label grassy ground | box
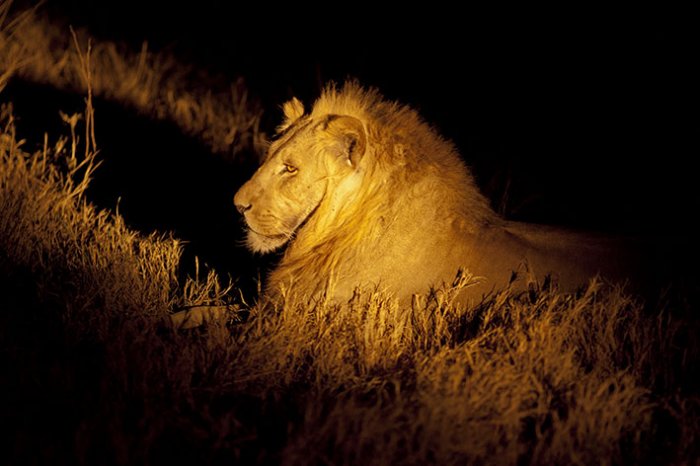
[1,3,699,465]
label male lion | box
[234,82,639,306]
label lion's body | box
[234,83,638,306]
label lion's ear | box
[322,115,367,168]
[276,97,305,133]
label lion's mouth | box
[244,208,316,243]
[241,203,321,253]
[243,226,291,253]
[247,226,288,241]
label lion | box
[233,81,642,306]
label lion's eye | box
[283,164,298,174]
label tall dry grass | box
[0,0,263,156]
[248,280,697,465]
[1,19,240,462]
[0,78,232,332]
[1,3,698,464]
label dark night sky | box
[19,2,697,235]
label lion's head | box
[234,96,367,253]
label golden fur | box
[234,82,638,305]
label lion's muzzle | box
[234,183,253,215]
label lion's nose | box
[233,191,252,215]
[234,199,252,215]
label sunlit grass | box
[1,2,698,464]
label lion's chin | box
[246,229,289,253]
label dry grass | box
[270,281,697,466]
[1,3,698,465]
[0,0,263,156]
